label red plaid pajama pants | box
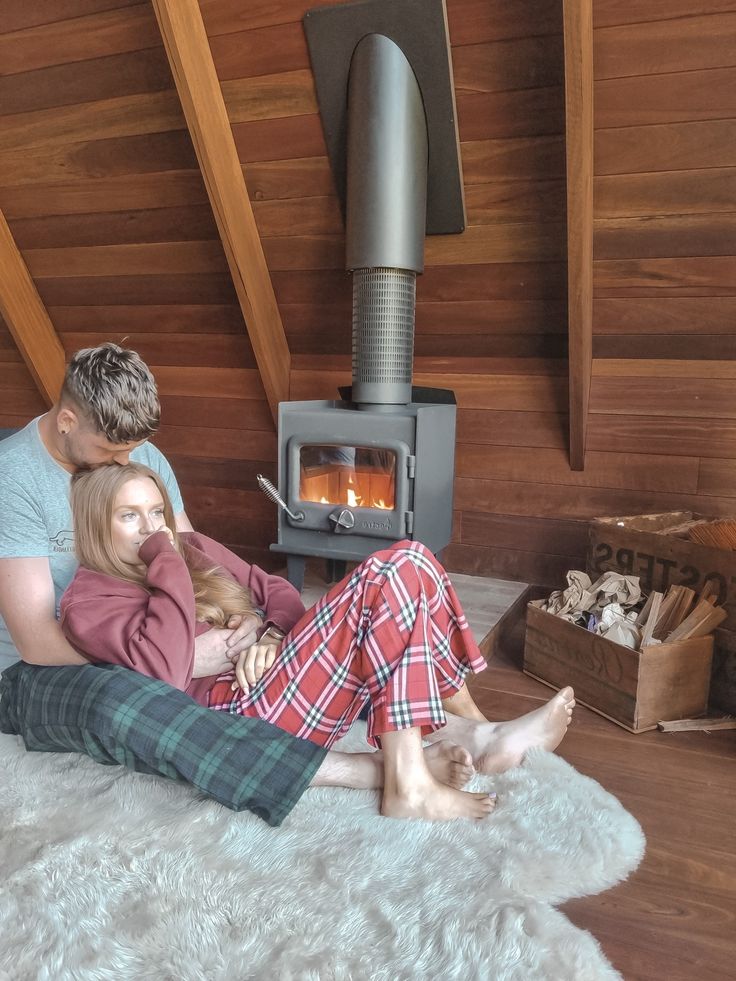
[207,540,486,748]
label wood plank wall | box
[0,0,734,583]
[0,0,276,565]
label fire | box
[300,465,395,511]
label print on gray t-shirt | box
[0,418,184,670]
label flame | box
[347,488,359,507]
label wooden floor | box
[468,637,736,981]
[300,563,735,979]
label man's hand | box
[191,615,262,678]
[231,638,279,693]
[224,614,262,658]
[191,629,237,677]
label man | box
[0,344,383,825]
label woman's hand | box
[231,636,280,693]
[138,526,175,554]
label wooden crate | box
[523,601,713,733]
[588,511,736,713]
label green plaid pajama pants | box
[0,660,327,826]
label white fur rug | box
[0,725,644,981]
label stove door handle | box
[256,474,305,522]
[328,508,355,532]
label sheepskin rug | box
[0,725,645,981]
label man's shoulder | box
[131,440,168,468]
[0,420,38,462]
[0,421,49,496]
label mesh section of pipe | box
[351,267,415,392]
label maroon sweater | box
[59,531,306,706]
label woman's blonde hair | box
[70,462,256,626]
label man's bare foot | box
[423,741,474,789]
[381,775,496,822]
[473,687,576,774]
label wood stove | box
[270,391,456,588]
[261,2,464,589]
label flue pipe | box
[346,33,428,406]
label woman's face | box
[111,476,167,566]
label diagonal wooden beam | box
[0,207,65,406]
[563,0,593,471]
[151,0,290,426]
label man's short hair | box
[61,343,160,443]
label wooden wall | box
[0,0,734,583]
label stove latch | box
[328,507,355,533]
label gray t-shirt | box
[0,418,184,670]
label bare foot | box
[423,740,474,789]
[427,688,576,773]
[472,687,576,774]
[381,775,496,822]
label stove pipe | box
[346,33,428,406]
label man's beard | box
[61,434,96,472]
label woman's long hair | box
[70,462,256,626]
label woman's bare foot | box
[381,774,496,822]
[473,687,576,774]
[441,683,488,722]
[422,741,474,789]
[380,726,495,821]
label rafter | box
[563,0,593,471]
[151,0,290,426]
[0,207,64,406]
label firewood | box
[652,586,694,639]
[657,717,736,732]
[697,579,719,605]
[664,518,709,537]
[688,519,736,550]
[635,592,654,627]
[663,600,728,642]
[639,592,663,650]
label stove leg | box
[326,558,347,584]
[286,554,306,593]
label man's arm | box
[175,510,194,532]
[0,557,87,665]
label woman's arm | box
[60,532,198,690]
[185,533,307,635]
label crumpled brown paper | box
[542,570,642,623]
[542,571,595,620]
[587,571,641,610]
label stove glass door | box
[298,444,396,511]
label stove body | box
[273,395,455,573]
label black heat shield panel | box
[303,0,466,235]
[338,385,457,405]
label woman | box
[60,463,575,822]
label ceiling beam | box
[563,0,593,471]
[0,207,65,406]
[151,0,290,425]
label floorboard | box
[299,564,736,979]
[469,643,736,981]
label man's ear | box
[57,406,79,435]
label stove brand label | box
[361,518,392,532]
